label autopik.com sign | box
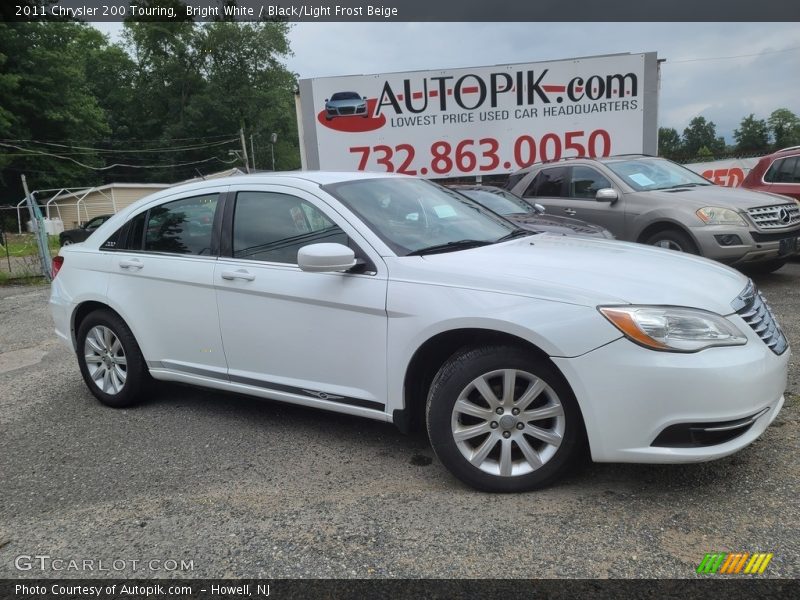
[298,52,659,177]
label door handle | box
[564,209,577,216]
[119,259,143,270]
[221,269,255,281]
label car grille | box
[731,280,788,355]
[747,204,800,229]
[339,107,355,115]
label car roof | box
[163,170,406,196]
[768,145,800,157]
[513,154,658,174]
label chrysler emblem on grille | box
[778,208,791,224]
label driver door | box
[214,185,389,417]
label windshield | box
[605,158,713,191]
[330,92,361,101]
[324,178,517,256]
[457,189,531,216]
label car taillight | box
[51,255,64,279]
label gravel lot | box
[0,265,798,580]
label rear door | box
[104,187,228,378]
[214,184,389,417]
[521,165,624,236]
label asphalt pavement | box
[0,265,797,579]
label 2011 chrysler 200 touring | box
[50,172,789,492]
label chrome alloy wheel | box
[83,325,127,395]
[450,369,565,477]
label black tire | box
[742,259,787,275]
[76,309,149,408]
[644,229,699,254]
[60,236,73,246]
[426,345,585,493]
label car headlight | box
[696,206,747,226]
[598,306,747,352]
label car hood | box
[391,234,748,314]
[508,212,611,238]
[641,185,796,210]
[327,99,365,106]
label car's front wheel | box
[60,237,73,246]
[76,309,148,408]
[645,229,699,254]
[426,345,585,492]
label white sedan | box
[49,172,789,492]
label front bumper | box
[691,224,800,265]
[552,331,789,463]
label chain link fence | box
[0,206,55,284]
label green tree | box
[188,21,298,171]
[658,127,683,160]
[733,114,769,154]
[696,146,714,160]
[682,116,725,158]
[0,22,110,201]
[767,108,800,150]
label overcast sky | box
[286,22,799,142]
[95,21,800,143]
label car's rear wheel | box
[60,237,73,246]
[76,309,148,408]
[645,229,699,254]
[426,345,584,492]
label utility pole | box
[250,134,256,171]
[239,127,251,174]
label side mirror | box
[533,203,546,213]
[596,188,618,203]
[325,98,329,102]
[298,243,357,273]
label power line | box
[0,142,240,170]
[12,138,239,154]
[668,45,800,64]
[0,133,239,145]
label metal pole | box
[271,144,275,171]
[250,134,256,171]
[21,175,52,280]
[239,127,251,174]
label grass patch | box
[1,233,61,257]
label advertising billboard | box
[297,52,659,177]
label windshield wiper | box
[667,182,711,189]
[406,239,493,256]
[495,228,533,242]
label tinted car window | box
[85,216,108,230]
[765,157,800,183]
[144,194,218,255]
[232,192,347,264]
[102,212,144,251]
[524,167,568,198]
[569,166,612,199]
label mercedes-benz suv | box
[507,155,800,273]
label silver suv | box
[507,156,800,273]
